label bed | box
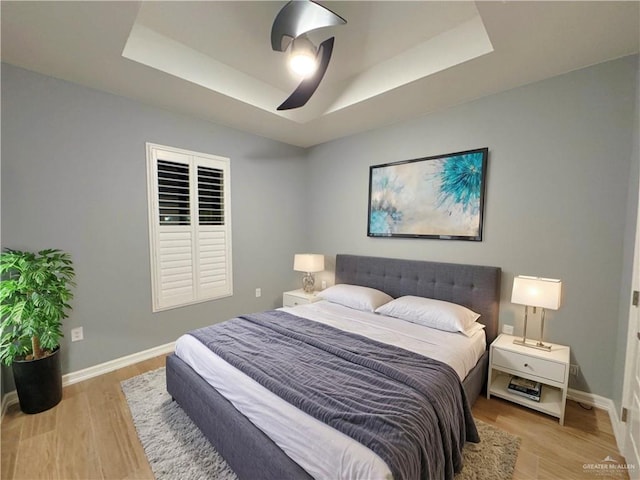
[166,254,501,480]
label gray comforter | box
[189,310,479,480]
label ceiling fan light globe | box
[289,53,318,78]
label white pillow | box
[375,295,480,334]
[317,284,393,312]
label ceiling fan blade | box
[277,37,334,111]
[271,0,346,52]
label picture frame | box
[367,147,488,241]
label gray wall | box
[306,55,639,399]
[1,64,308,394]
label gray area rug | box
[122,367,520,480]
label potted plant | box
[0,248,75,414]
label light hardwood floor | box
[1,355,631,480]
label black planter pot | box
[12,346,62,414]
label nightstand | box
[282,289,322,307]
[487,333,570,425]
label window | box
[146,143,232,311]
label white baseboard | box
[567,388,626,455]
[1,341,175,418]
[62,341,175,385]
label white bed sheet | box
[174,301,486,480]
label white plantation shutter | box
[157,229,194,307]
[147,143,232,311]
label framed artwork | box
[367,148,488,241]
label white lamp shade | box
[293,254,325,273]
[511,275,562,310]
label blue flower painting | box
[368,148,487,240]
[369,171,404,235]
[437,153,484,215]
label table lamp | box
[294,254,325,293]
[511,275,562,351]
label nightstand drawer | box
[282,290,321,308]
[493,348,566,383]
[283,295,307,307]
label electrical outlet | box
[321,280,327,289]
[502,324,514,335]
[569,364,579,376]
[71,327,84,342]
[255,288,261,298]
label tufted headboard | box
[335,254,502,345]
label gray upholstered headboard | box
[335,254,501,345]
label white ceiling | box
[1,1,638,148]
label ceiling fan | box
[271,0,347,111]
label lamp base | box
[513,338,552,351]
[302,272,315,293]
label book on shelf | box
[507,376,541,401]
